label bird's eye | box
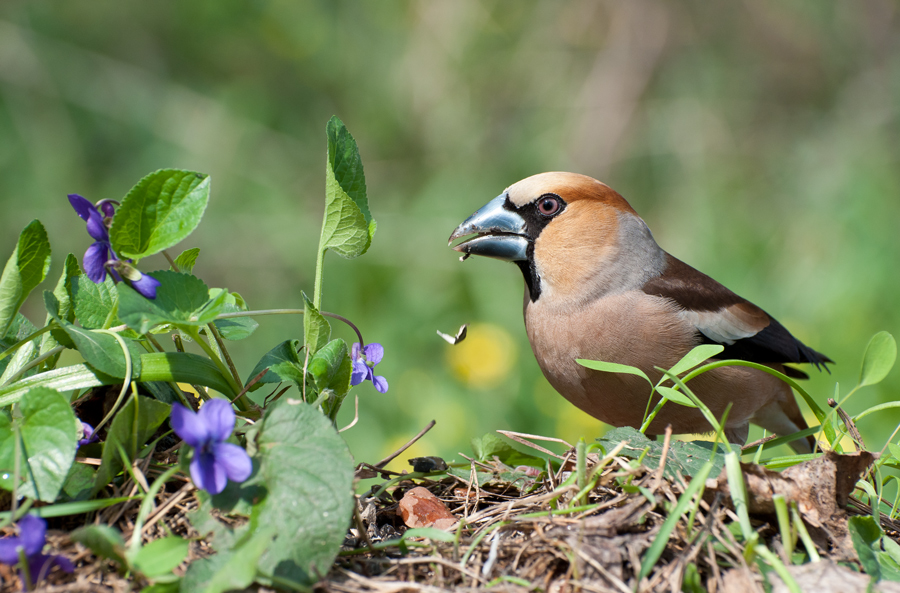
[537,195,561,216]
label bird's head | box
[449,172,664,304]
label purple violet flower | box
[77,421,98,447]
[67,194,160,299]
[350,343,388,393]
[68,194,114,285]
[0,514,73,589]
[170,399,252,495]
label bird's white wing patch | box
[679,308,760,345]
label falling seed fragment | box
[437,324,468,345]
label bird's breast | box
[524,290,700,428]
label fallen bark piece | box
[398,486,457,530]
[707,451,874,557]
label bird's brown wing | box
[642,254,832,372]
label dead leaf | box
[707,451,874,557]
[398,486,457,530]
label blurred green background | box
[1,1,898,470]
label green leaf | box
[71,524,128,568]
[0,321,39,384]
[180,525,274,593]
[63,324,142,379]
[110,169,210,260]
[667,344,724,377]
[309,339,353,417]
[252,398,354,585]
[0,314,40,378]
[859,331,897,387]
[0,387,78,501]
[45,291,141,379]
[39,253,81,360]
[596,426,725,480]
[327,116,371,223]
[656,385,698,408]
[245,340,303,389]
[92,395,171,495]
[303,292,330,353]
[212,304,258,341]
[60,462,95,501]
[117,272,227,334]
[71,273,118,329]
[132,535,190,578]
[0,220,52,337]
[173,248,200,274]
[576,358,651,384]
[0,352,235,408]
[888,443,900,461]
[471,433,545,468]
[849,515,884,579]
[319,117,376,259]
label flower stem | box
[313,245,326,310]
[187,327,248,410]
[215,308,364,346]
[206,322,242,390]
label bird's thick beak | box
[448,194,529,262]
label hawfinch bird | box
[449,172,830,453]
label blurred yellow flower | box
[446,323,516,389]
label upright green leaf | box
[303,292,330,353]
[40,254,81,360]
[173,247,201,274]
[309,339,353,417]
[109,169,210,259]
[0,220,52,337]
[0,387,78,501]
[117,272,226,334]
[92,395,171,495]
[71,273,118,329]
[327,116,370,223]
[667,344,725,377]
[849,515,884,580]
[319,117,376,259]
[253,398,354,585]
[245,340,303,389]
[859,331,897,387]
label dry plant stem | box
[406,554,482,583]
[653,425,673,490]
[828,397,866,452]
[140,482,193,536]
[231,368,269,404]
[374,420,437,468]
[742,433,779,452]
[497,430,571,459]
[574,549,631,593]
